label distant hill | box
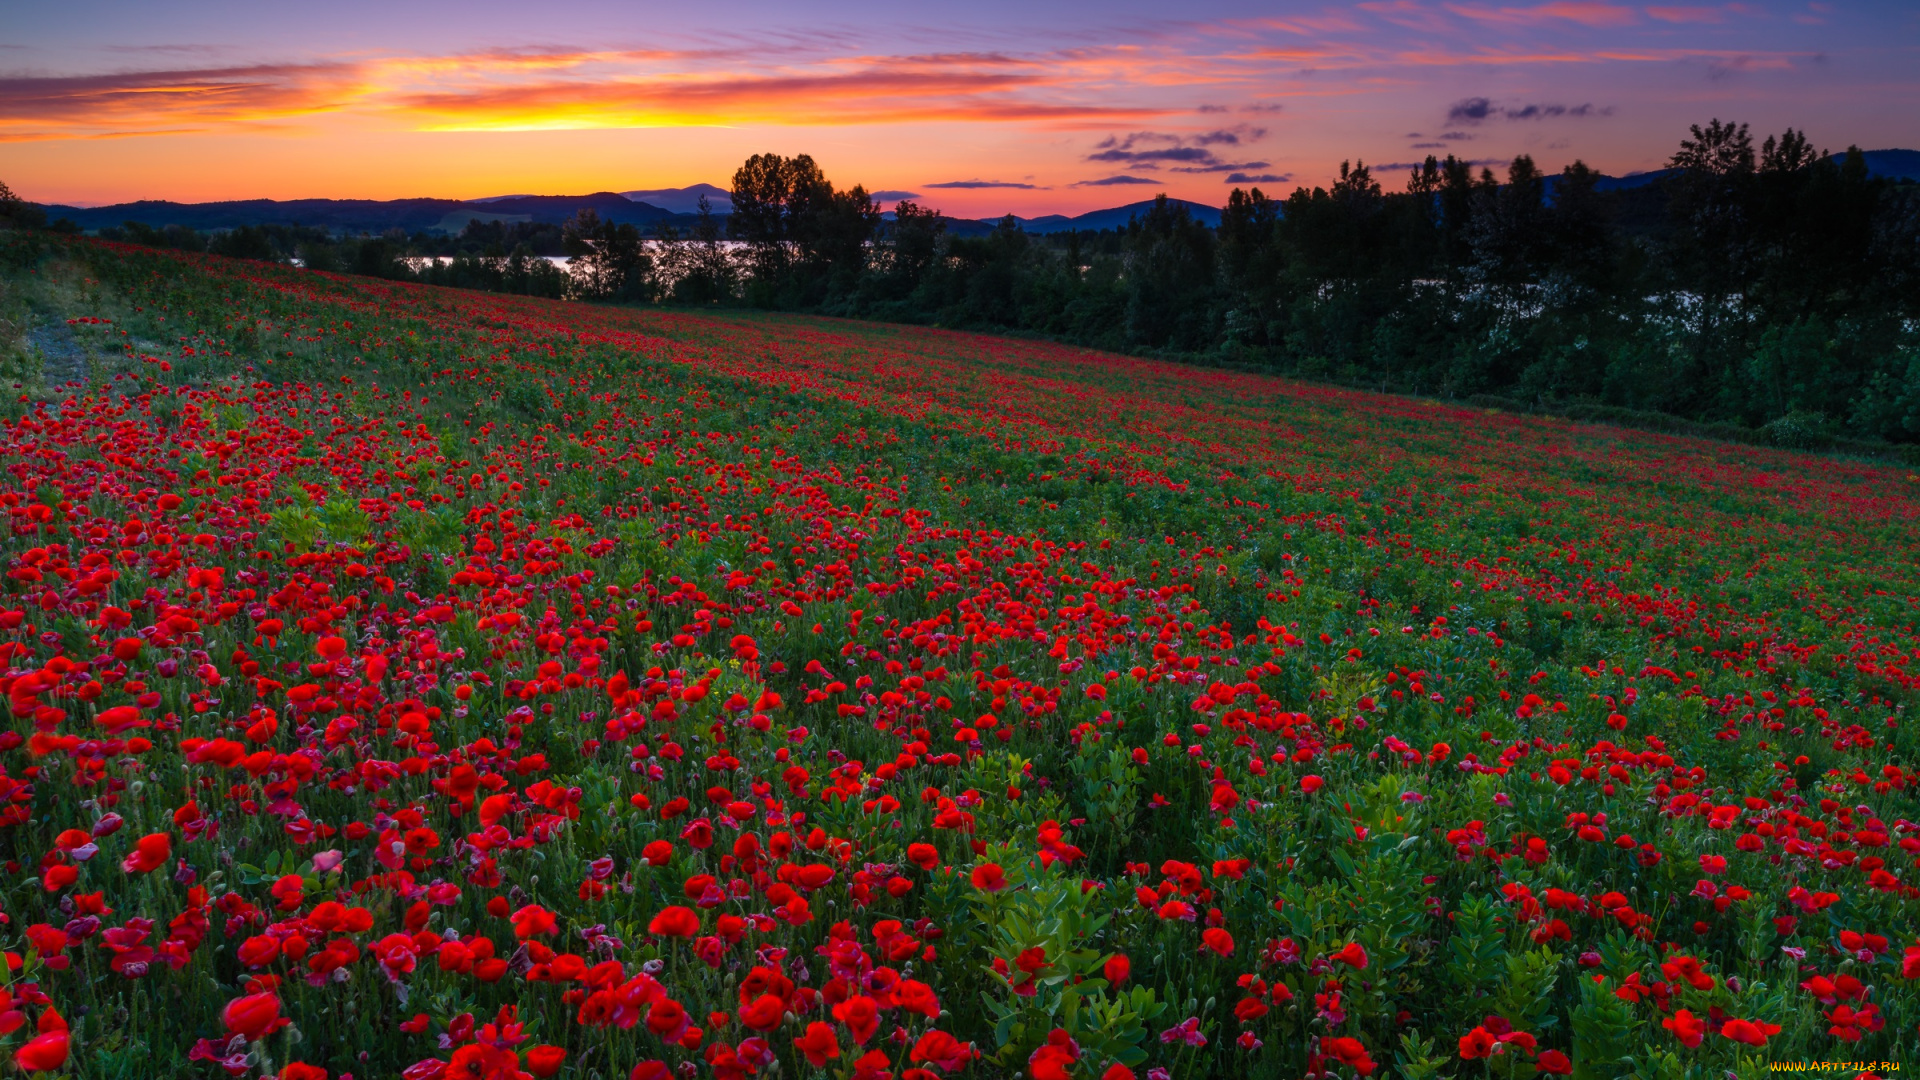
[31,190,1225,238]
[1559,148,1918,195]
[30,153,1911,239]
[1004,199,1223,234]
[619,184,733,214]
[1862,148,1920,181]
[37,192,688,235]
[461,193,678,228]
[939,199,1223,236]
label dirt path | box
[27,320,88,387]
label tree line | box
[694,130,1920,447]
[10,120,1919,446]
[641,131,1919,446]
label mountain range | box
[36,192,687,235]
[30,150,1916,238]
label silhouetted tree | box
[729,153,877,304]
[660,196,736,304]
[882,201,946,294]
[563,209,652,301]
[0,181,45,229]
[1123,195,1217,349]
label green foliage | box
[0,230,1914,1080]
[973,858,1165,1071]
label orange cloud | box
[0,46,1199,140]
[389,64,1177,130]
[0,62,364,137]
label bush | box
[1762,409,1834,449]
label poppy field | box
[0,234,1916,1080]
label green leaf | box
[1330,846,1357,878]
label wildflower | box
[833,995,880,1045]
[122,833,171,874]
[795,1022,841,1067]
[1322,1036,1375,1076]
[1028,1029,1080,1080]
[1719,1018,1781,1046]
[1662,1009,1706,1048]
[222,992,288,1042]
[524,1047,566,1078]
[13,1010,68,1073]
[909,1030,973,1072]
[1159,1018,1207,1047]
[647,906,700,938]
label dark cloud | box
[1505,103,1607,120]
[1226,172,1290,184]
[1073,175,1159,186]
[924,179,1038,189]
[1448,98,1612,124]
[1447,97,1496,124]
[1088,145,1214,164]
[1193,128,1265,145]
[1170,160,1270,174]
[868,190,922,200]
[1088,128,1270,173]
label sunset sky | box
[5,0,1916,216]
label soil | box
[27,320,88,387]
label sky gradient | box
[4,0,1916,216]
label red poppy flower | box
[13,1030,69,1073]
[794,1022,841,1067]
[1720,1018,1781,1046]
[738,994,786,1032]
[648,905,700,938]
[524,1046,566,1078]
[645,999,688,1039]
[1459,1027,1497,1060]
[910,1031,973,1073]
[833,995,880,1045]
[222,992,287,1042]
[1322,1036,1375,1076]
[1662,1009,1706,1048]
[122,832,170,874]
[510,905,557,939]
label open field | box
[0,234,1915,1080]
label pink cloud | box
[1356,0,1461,32]
[1446,1,1640,27]
[1646,6,1725,23]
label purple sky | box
[3,0,1915,215]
